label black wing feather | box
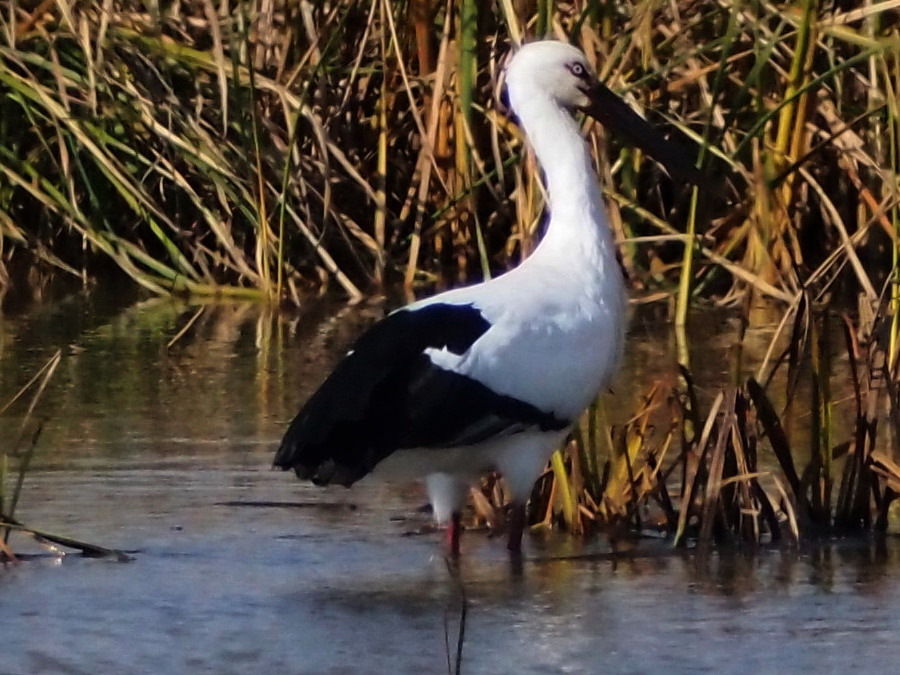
[273,302,567,486]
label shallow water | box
[2,294,899,674]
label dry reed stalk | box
[2,0,895,308]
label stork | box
[274,40,701,556]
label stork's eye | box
[568,62,587,78]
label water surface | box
[2,294,899,674]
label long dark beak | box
[580,81,704,187]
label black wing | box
[273,302,568,486]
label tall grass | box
[517,297,900,547]
[0,1,896,308]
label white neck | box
[513,94,618,271]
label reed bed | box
[0,0,896,311]
[514,295,900,547]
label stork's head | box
[505,40,597,112]
[504,40,703,186]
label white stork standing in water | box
[274,40,701,556]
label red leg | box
[507,502,526,554]
[447,510,463,557]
